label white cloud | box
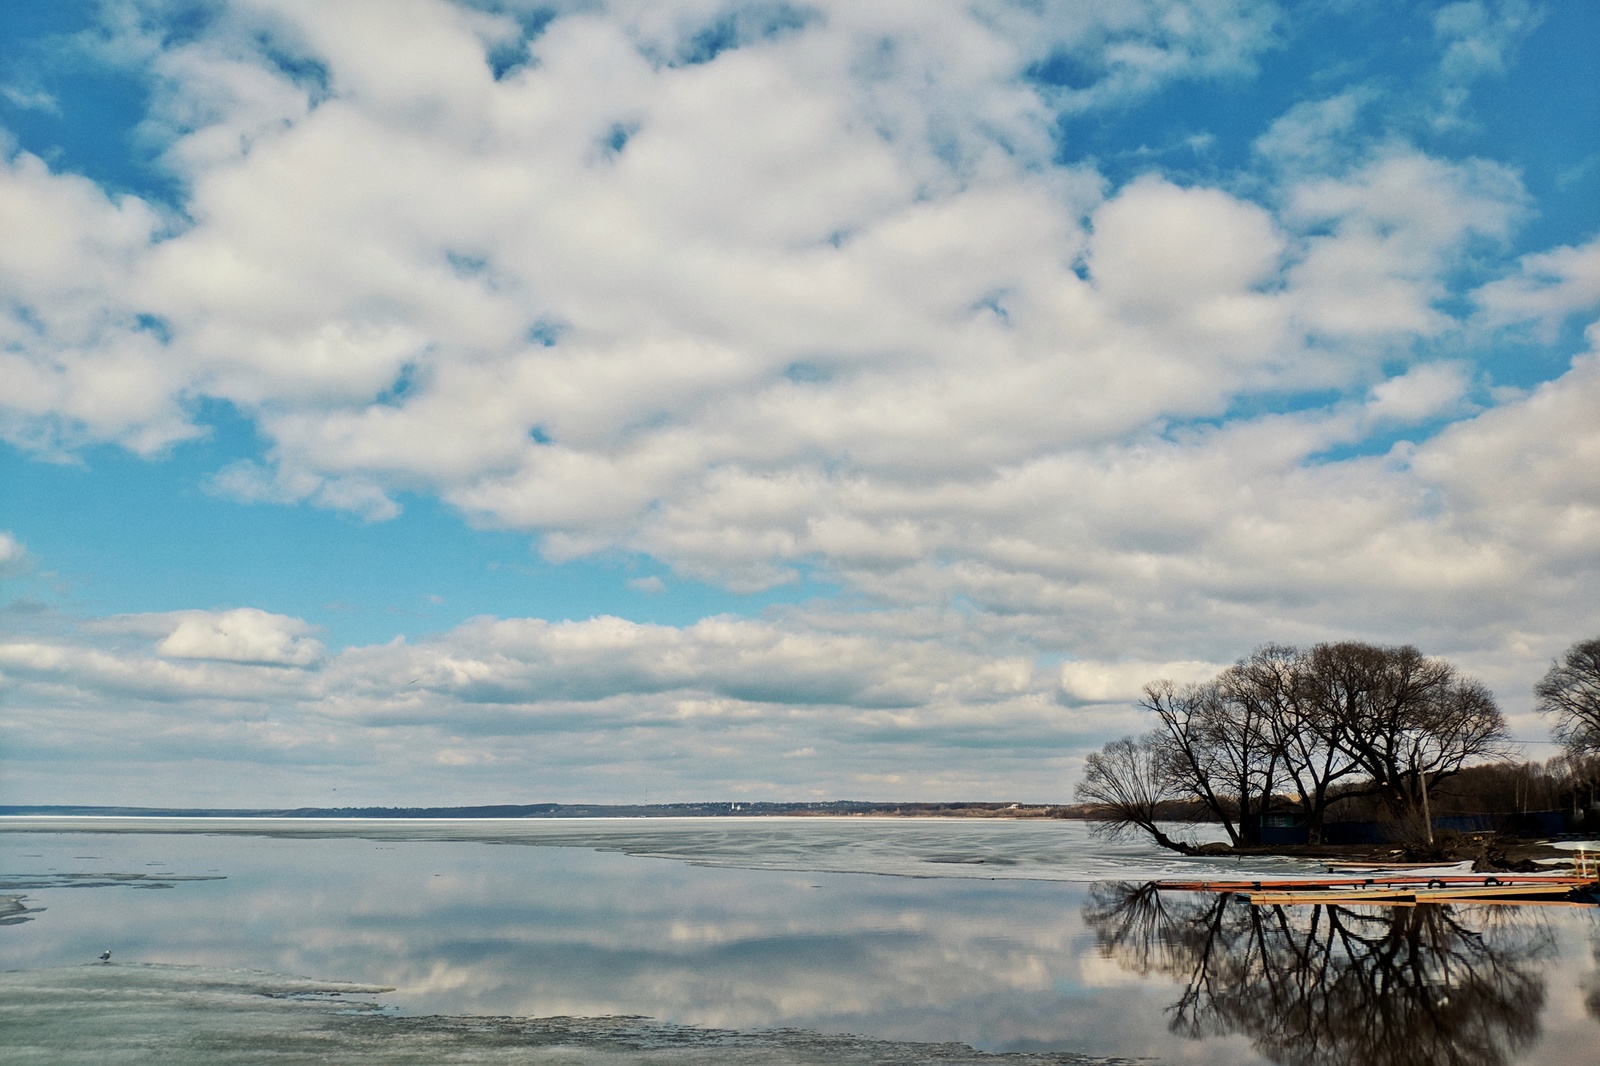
[0,605,1080,803]
[1019,0,1281,113]
[1407,329,1600,571]
[0,85,58,112]
[12,608,1045,716]
[1431,0,1541,127]
[1059,659,1223,705]
[1252,88,1378,174]
[0,0,1289,493]
[1282,149,1525,340]
[205,459,402,522]
[1474,234,1600,337]
[334,613,1040,712]
[0,1,1595,801]
[0,531,28,576]
[0,151,190,455]
[1089,176,1283,319]
[1364,362,1472,425]
[150,608,326,666]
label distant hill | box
[0,801,1090,819]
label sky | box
[0,0,1597,808]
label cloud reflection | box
[5,823,1597,1064]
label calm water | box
[3,817,1599,1064]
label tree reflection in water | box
[1083,882,1555,1066]
[1583,918,1600,1022]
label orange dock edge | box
[1150,872,1599,906]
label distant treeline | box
[0,801,1081,819]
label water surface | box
[3,817,1598,1064]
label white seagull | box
[98,950,111,963]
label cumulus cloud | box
[1474,234,1600,337]
[1407,328,1600,573]
[13,608,1041,720]
[331,613,1038,713]
[147,608,326,666]
[0,0,1295,506]
[1281,150,1524,341]
[0,152,187,455]
[0,606,1074,803]
[0,3,1532,542]
[1364,362,1473,426]
[0,0,1594,801]
[1059,659,1223,705]
[1089,176,1282,322]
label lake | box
[3,817,1599,1064]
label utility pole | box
[1420,771,1433,845]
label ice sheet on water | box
[0,894,44,926]
[0,963,390,1064]
[0,963,1144,1065]
[0,816,1322,883]
[0,870,225,890]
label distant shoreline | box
[0,802,1091,820]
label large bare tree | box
[1073,734,1195,853]
[1535,637,1600,757]
[1141,678,1279,846]
[1223,643,1363,844]
[1076,641,1511,849]
[1331,643,1513,836]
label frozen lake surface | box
[4,817,1600,1064]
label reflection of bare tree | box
[1581,917,1600,1022]
[1084,883,1554,1066]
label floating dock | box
[1153,871,1598,906]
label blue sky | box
[0,410,829,648]
[1,0,1596,806]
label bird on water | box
[98,950,111,963]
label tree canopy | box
[1535,637,1600,757]
[1074,641,1512,851]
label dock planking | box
[1151,871,1598,906]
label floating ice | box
[0,816,1317,882]
[0,963,1139,1065]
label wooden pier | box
[1152,870,1598,906]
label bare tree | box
[1142,678,1279,846]
[1223,644,1362,843]
[1332,644,1513,837]
[1073,734,1195,854]
[1535,637,1600,757]
[1077,642,1512,848]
